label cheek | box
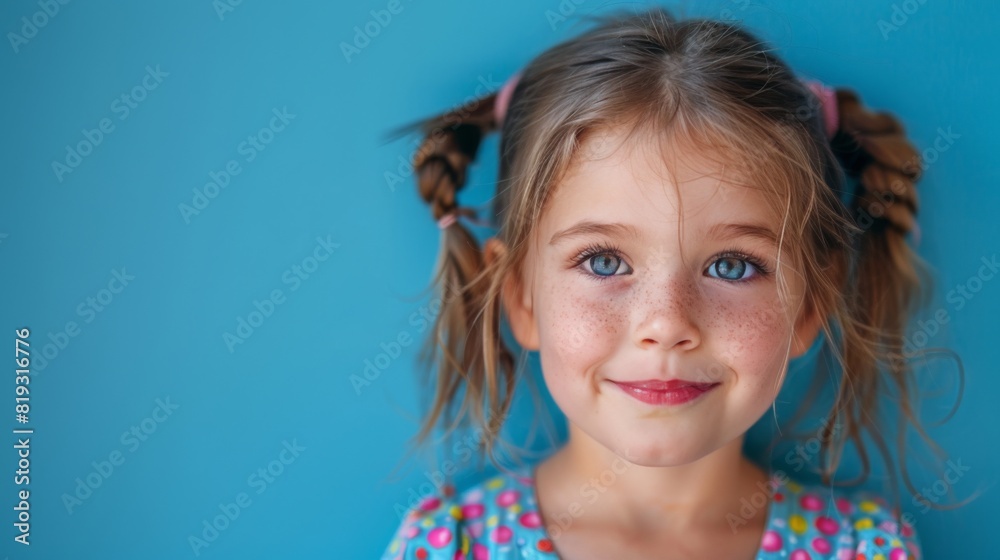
[707,293,794,386]
[537,280,625,379]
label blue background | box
[1,0,997,558]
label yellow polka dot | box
[509,503,522,514]
[859,500,879,513]
[486,477,505,490]
[854,517,874,530]
[873,554,886,560]
[390,540,399,553]
[487,514,498,527]
[789,514,807,534]
[449,505,463,520]
[421,518,434,528]
[461,534,469,554]
[891,538,903,547]
[786,481,803,493]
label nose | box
[633,277,702,351]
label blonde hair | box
[399,8,956,508]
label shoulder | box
[760,473,921,560]
[380,465,557,560]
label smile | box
[609,379,720,406]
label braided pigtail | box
[818,88,961,506]
[832,88,922,237]
[833,86,926,379]
[407,92,520,465]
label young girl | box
[382,8,935,559]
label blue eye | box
[588,253,631,277]
[573,243,633,281]
[707,256,758,281]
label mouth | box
[609,379,720,406]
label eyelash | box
[712,247,773,281]
[570,243,773,283]
[572,242,627,284]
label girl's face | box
[498,127,822,466]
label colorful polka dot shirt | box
[381,464,920,559]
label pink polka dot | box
[462,503,485,519]
[836,549,853,560]
[799,494,824,511]
[811,537,831,554]
[491,525,513,544]
[428,527,453,549]
[520,511,542,528]
[405,525,421,538]
[835,497,853,515]
[760,530,783,552]
[790,550,812,560]
[453,552,465,560]
[420,497,441,512]
[889,548,907,560]
[472,543,490,560]
[496,490,521,507]
[467,522,484,539]
[901,522,914,537]
[463,489,484,503]
[815,516,839,535]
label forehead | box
[539,125,776,237]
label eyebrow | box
[548,220,778,246]
[548,221,642,245]
[706,222,779,245]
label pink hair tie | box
[493,72,522,126]
[436,207,494,230]
[437,213,458,229]
[803,79,840,140]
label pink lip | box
[610,379,720,406]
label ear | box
[483,237,540,351]
[789,296,824,358]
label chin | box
[602,431,720,468]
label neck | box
[539,423,770,534]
